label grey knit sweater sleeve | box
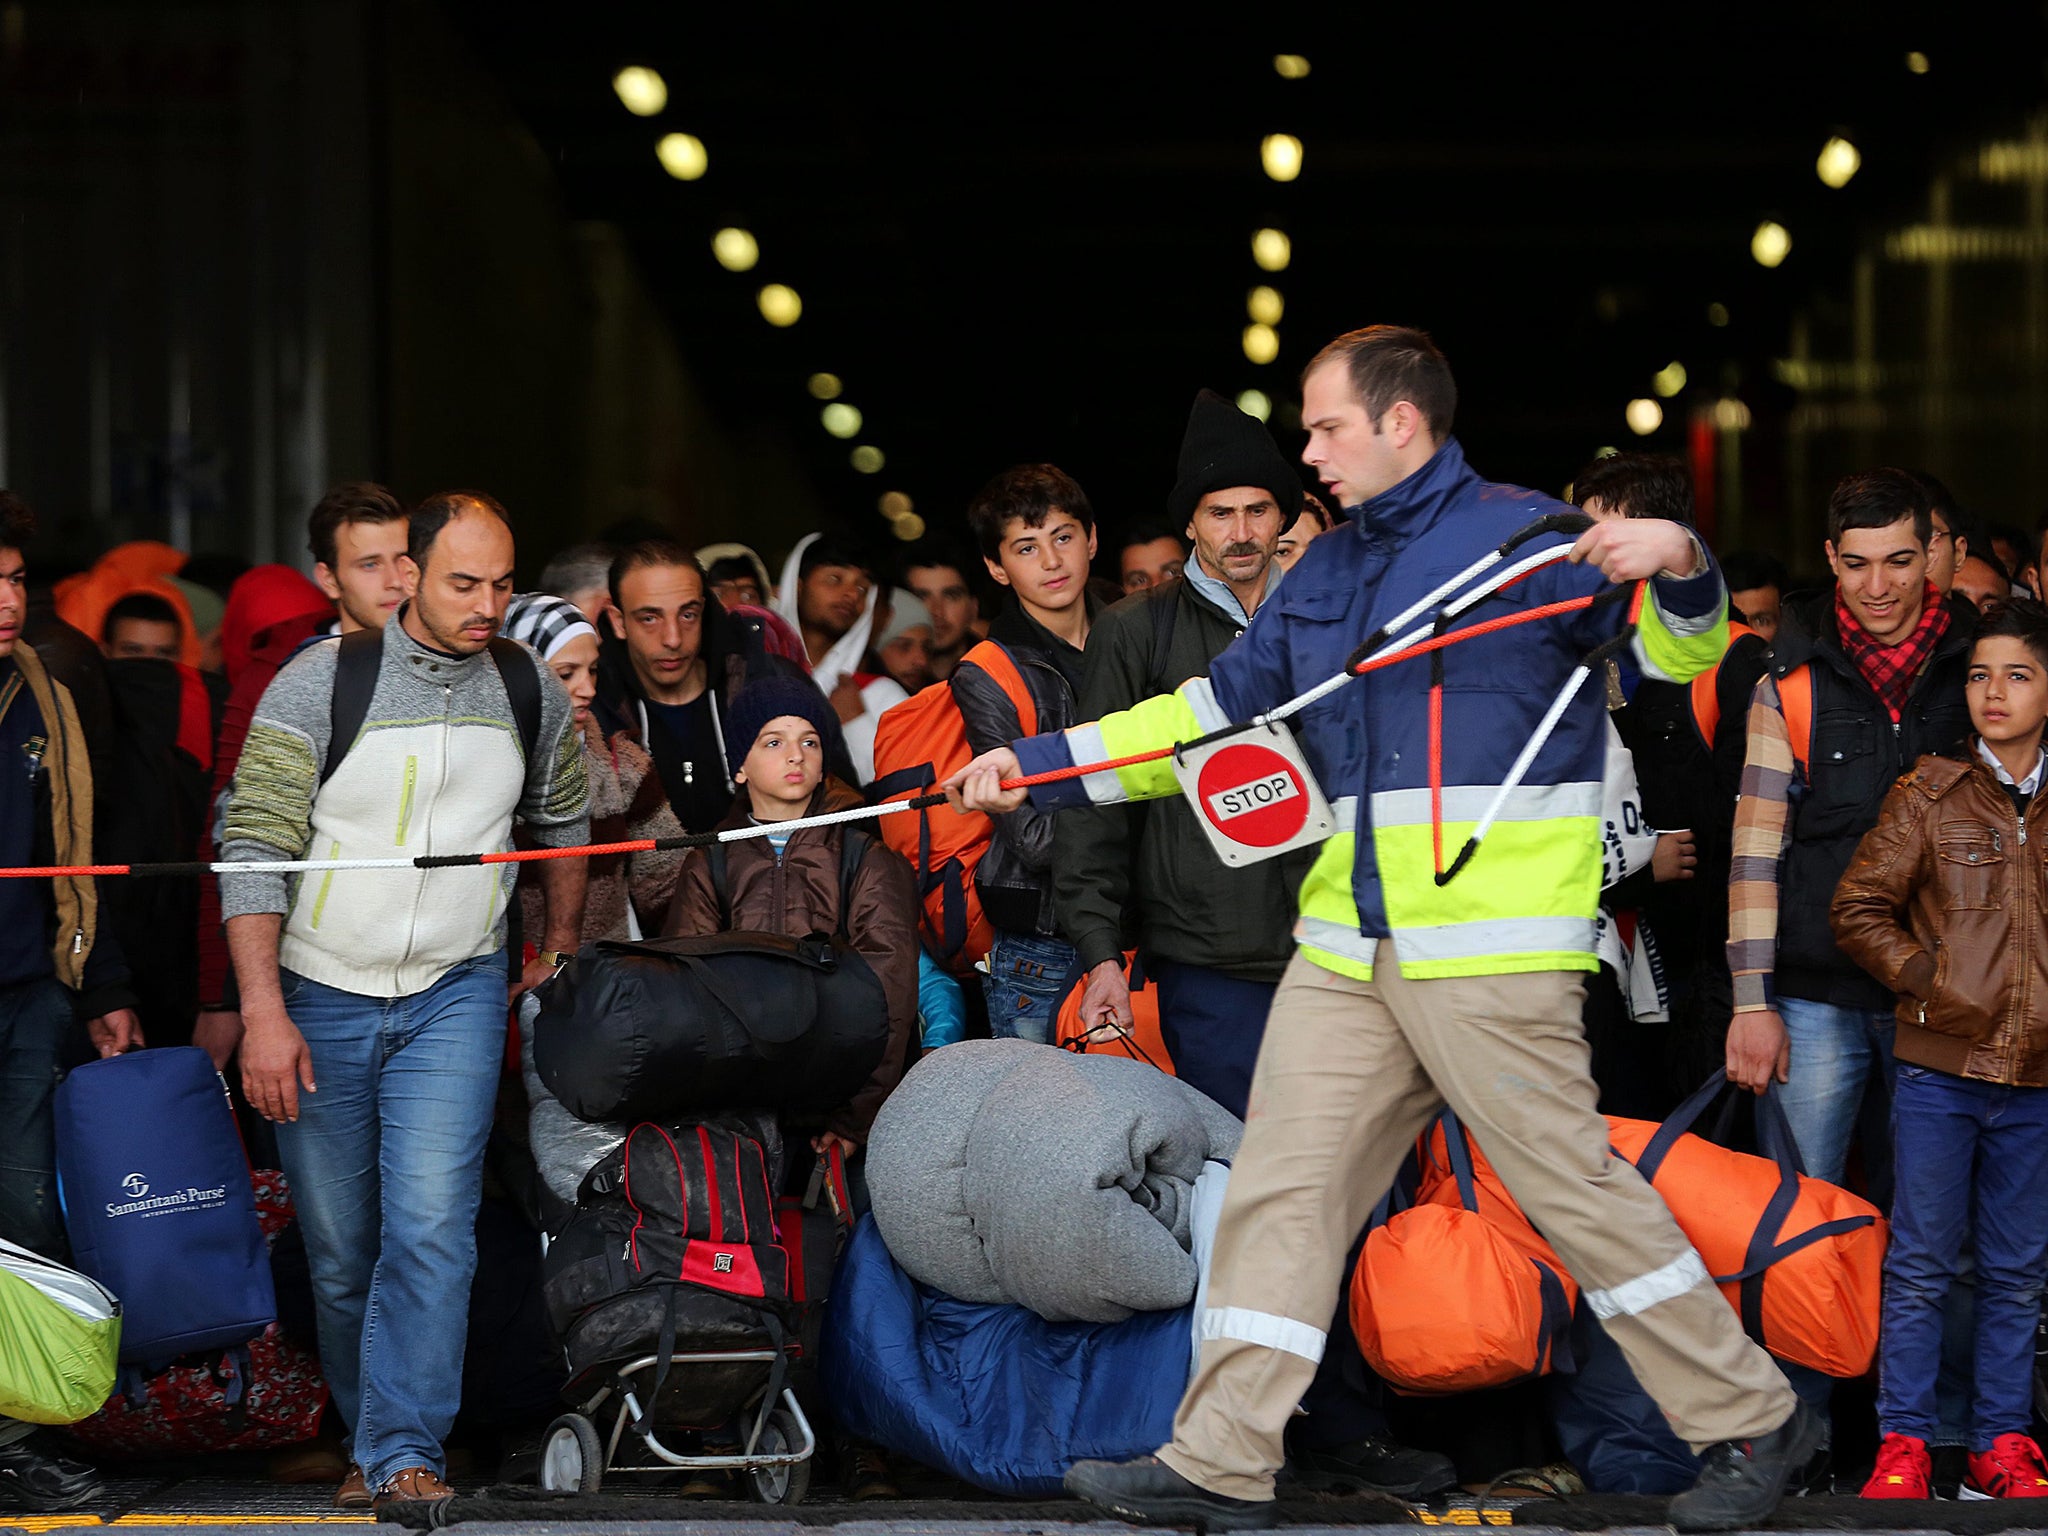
[513,645,591,849]
[220,639,337,920]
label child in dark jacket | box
[662,676,918,1152]
[1833,599,2048,1500]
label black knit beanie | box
[1166,389,1303,531]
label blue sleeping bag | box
[822,1215,1192,1496]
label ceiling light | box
[891,513,926,541]
[1594,446,1619,459]
[1816,136,1861,189]
[1251,227,1291,273]
[1713,398,1753,432]
[1906,50,1930,74]
[1242,323,1280,365]
[1237,389,1272,422]
[711,227,759,271]
[1261,134,1304,183]
[851,446,885,474]
[1750,220,1792,269]
[1625,398,1663,436]
[1707,302,1730,327]
[1273,54,1311,80]
[612,67,667,117]
[879,491,914,521]
[821,402,862,439]
[807,372,842,400]
[1247,286,1284,325]
[1651,361,1687,399]
[656,132,708,181]
[756,283,801,326]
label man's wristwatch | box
[538,950,571,968]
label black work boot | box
[1065,1456,1276,1530]
[0,1434,103,1512]
[1284,1435,1458,1499]
[1668,1402,1824,1532]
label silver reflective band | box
[1370,782,1601,829]
[1182,676,1233,734]
[1295,914,1378,963]
[1330,795,1358,834]
[1583,1250,1710,1320]
[1062,723,1126,805]
[1393,916,1596,964]
[1201,1306,1328,1363]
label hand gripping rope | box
[0,514,1644,888]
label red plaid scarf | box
[1834,582,1949,722]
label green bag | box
[0,1236,120,1425]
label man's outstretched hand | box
[1568,518,1705,584]
[943,747,1029,815]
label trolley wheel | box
[539,1411,604,1493]
[747,1408,810,1505]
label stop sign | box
[1172,725,1335,867]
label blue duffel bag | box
[54,1046,275,1364]
[822,1215,1191,1496]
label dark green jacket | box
[1052,575,1313,982]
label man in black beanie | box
[1050,390,1457,1500]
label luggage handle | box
[1635,1071,1807,1186]
[589,932,841,972]
[1438,1108,1482,1213]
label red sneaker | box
[1861,1434,1931,1499]
[1966,1434,2048,1498]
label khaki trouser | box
[1159,945,1796,1502]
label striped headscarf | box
[502,592,599,661]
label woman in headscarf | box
[503,593,683,945]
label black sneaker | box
[1285,1436,1459,1499]
[0,1434,103,1512]
[1668,1402,1824,1532]
[1932,1443,1968,1500]
[1790,1446,1833,1496]
[1065,1455,1276,1530]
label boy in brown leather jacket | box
[1833,599,2048,1500]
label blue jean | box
[274,953,505,1489]
[982,930,1076,1045]
[1775,997,1896,1186]
[1877,1065,2048,1449]
[0,977,71,1257]
[1152,960,1276,1121]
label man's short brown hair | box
[1303,325,1457,439]
[607,538,702,610]
[308,481,405,570]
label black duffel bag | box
[533,831,890,1121]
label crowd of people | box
[4,322,2048,1524]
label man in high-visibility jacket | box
[948,326,1813,1533]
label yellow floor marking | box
[1416,1509,1515,1526]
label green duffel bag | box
[0,1235,120,1424]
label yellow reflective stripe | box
[1369,782,1601,828]
[1097,688,1201,802]
[1636,590,1729,684]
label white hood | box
[775,532,881,689]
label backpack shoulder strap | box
[962,640,1037,737]
[1146,585,1180,696]
[1778,664,1814,777]
[835,826,872,940]
[321,629,382,787]
[488,637,544,766]
[707,840,730,925]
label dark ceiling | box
[441,3,2048,551]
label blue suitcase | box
[53,1047,275,1364]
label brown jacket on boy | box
[663,781,920,1143]
[1832,746,2048,1086]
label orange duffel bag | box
[1607,1074,1886,1378]
[1349,1110,1576,1395]
[1053,951,1176,1076]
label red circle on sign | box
[1194,742,1311,848]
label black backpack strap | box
[321,629,382,787]
[836,826,872,940]
[1147,584,1181,695]
[487,637,544,766]
[707,840,730,925]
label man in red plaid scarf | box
[1721,467,1977,1479]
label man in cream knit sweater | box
[222,492,588,1511]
